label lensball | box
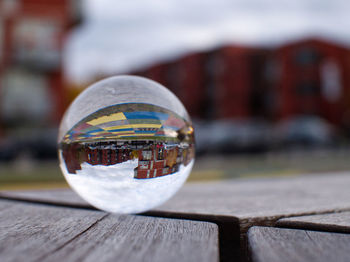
[58,76,195,213]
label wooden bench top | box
[1,171,350,262]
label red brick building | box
[167,53,207,118]
[139,53,208,119]
[129,38,350,129]
[275,39,350,126]
[210,46,255,119]
[132,47,260,120]
[0,0,81,128]
[131,45,274,121]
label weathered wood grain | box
[247,226,350,262]
[2,172,350,262]
[0,200,106,262]
[277,211,350,233]
[45,215,219,262]
[0,200,219,262]
[0,200,13,211]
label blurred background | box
[1,0,350,189]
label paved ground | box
[191,148,350,181]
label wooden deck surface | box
[1,172,350,262]
[0,199,218,262]
[247,226,350,262]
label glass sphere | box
[58,76,195,214]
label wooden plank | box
[247,226,350,262]
[45,215,219,262]
[0,200,219,262]
[277,211,350,233]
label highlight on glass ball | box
[58,75,195,214]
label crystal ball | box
[58,76,195,213]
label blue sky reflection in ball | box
[58,76,195,214]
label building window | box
[12,17,61,69]
[321,59,342,103]
[142,150,152,160]
[294,47,320,66]
[1,68,53,125]
[296,82,319,96]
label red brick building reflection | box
[133,143,194,179]
[60,141,194,179]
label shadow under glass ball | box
[58,76,195,214]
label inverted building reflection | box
[61,140,194,179]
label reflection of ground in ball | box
[61,159,194,213]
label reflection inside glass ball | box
[58,76,195,214]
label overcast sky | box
[64,0,350,83]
